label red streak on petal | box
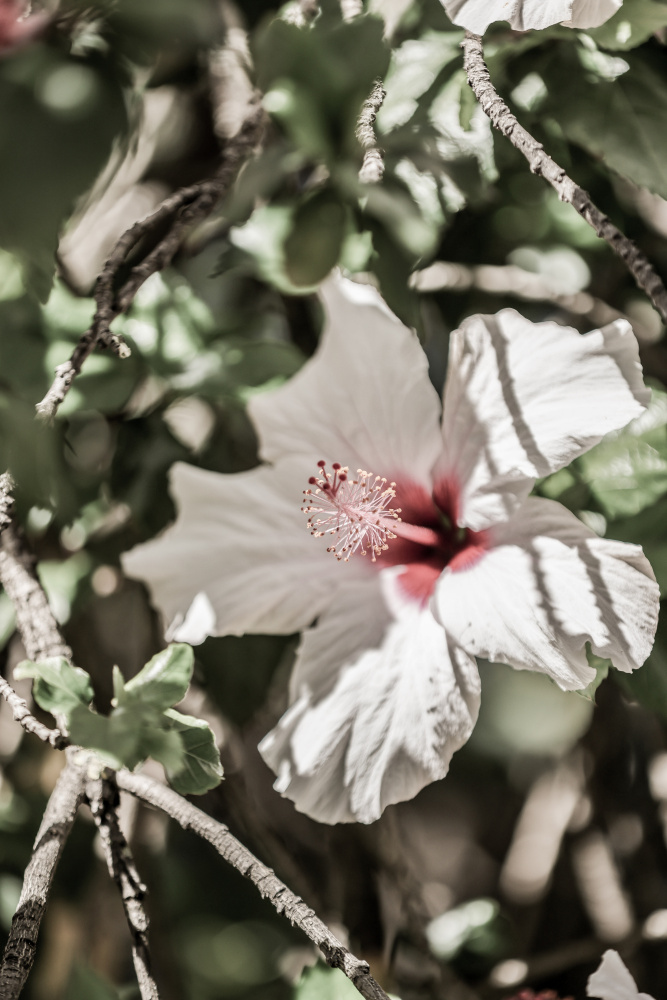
[396,563,442,608]
[433,473,460,525]
[448,540,488,573]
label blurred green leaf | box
[163,709,223,795]
[284,190,347,287]
[0,46,127,297]
[543,48,667,199]
[121,643,194,711]
[577,384,667,518]
[63,964,120,1000]
[15,656,93,715]
[615,606,667,721]
[588,0,667,50]
[577,650,611,703]
[254,14,390,163]
[294,964,361,1000]
[579,437,667,518]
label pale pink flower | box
[442,0,622,35]
[123,276,658,824]
[587,950,655,1000]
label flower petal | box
[259,573,481,824]
[587,949,652,1000]
[433,497,658,691]
[439,309,649,531]
[563,0,623,28]
[441,0,620,32]
[248,275,443,487]
[122,459,360,641]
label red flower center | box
[380,477,489,606]
[302,464,489,607]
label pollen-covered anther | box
[302,461,401,562]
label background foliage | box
[2,0,667,997]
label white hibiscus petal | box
[260,575,481,824]
[248,275,443,488]
[441,0,620,32]
[564,0,622,28]
[439,309,649,531]
[433,497,658,691]
[122,459,361,641]
[587,949,653,1000]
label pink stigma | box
[302,462,401,562]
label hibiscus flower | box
[442,0,622,35]
[122,276,659,824]
[587,950,654,1000]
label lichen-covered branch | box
[36,104,266,423]
[462,32,667,325]
[87,777,159,1000]
[357,80,386,184]
[0,756,86,1000]
[116,771,392,1000]
[0,524,72,668]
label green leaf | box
[544,49,667,199]
[68,704,138,770]
[15,656,93,716]
[121,643,194,711]
[608,495,667,596]
[284,190,347,287]
[578,436,667,518]
[576,650,611,703]
[294,964,361,1000]
[577,384,667,518]
[588,0,667,50]
[615,607,667,721]
[377,30,462,133]
[138,724,185,774]
[163,709,223,795]
[63,963,120,1000]
[0,46,128,298]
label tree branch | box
[0,524,72,667]
[0,514,71,749]
[87,776,159,1000]
[0,756,87,1000]
[412,260,659,342]
[36,104,266,423]
[462,32,667,325]
[116,771,392,1000]
[357,80,386,184]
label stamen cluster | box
[302,461,401,562]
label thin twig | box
[87,776,159,1000]
[36,104,266,423]
[0,473,14,533]
[0,677,65,750]
[462,32,667,325]
[0,524,72,666]
[0,756,87,1000]
[357,80,386,184]
[116,771,392,1000]
[0,481,69,748]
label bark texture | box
[0,758,86,1000]
[117,771,392,1000]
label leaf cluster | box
[15,643,223,795]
